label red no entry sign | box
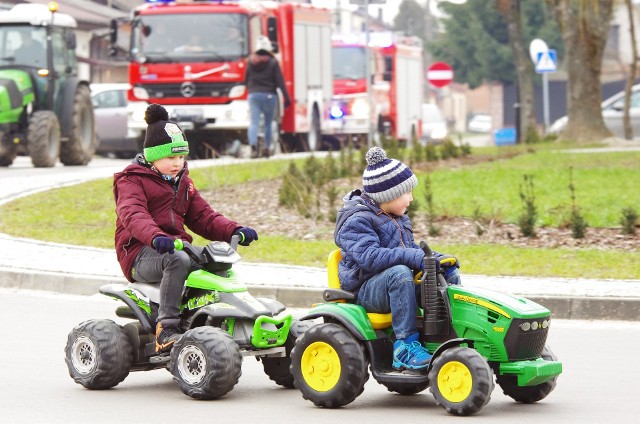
[427,62,453,88]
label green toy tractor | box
[0,2,96,167]
[290,243,563,416]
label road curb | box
[2,267,638,321]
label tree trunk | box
[550,0,615,143]
[623,0,637,140]
[501,0,538,143]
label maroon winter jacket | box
[113,156,240,281]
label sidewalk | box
[1,233,639,321]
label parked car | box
[467,114,492,133]
[549,84,640,137]
[91,83,137,158]
[421,103,448,142]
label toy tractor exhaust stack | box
[420,241,450,336]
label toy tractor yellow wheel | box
[291,323,369,408]
[428,347,494,416]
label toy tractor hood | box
[448,286,551,320]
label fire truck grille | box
[503,318,550,361]
[141,82,236,99]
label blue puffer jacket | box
[334,189,425,294]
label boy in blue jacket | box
[334,147,460,370]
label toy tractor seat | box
[324,249,392,330]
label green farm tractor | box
[290,243,563,416]
[0,2,96,167]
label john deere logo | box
[180,81,196,97]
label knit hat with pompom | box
[362,147,417,204]
[143,104,189,163]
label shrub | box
[620,207,638,235]
[518,174,537,238]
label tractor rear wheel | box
[27,111,60,168]
[496,345,559,403]
[0,141,18,166]
[60,84,97,165]
[428,347,494,416]
[291,323,369,408]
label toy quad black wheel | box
[496,345,558,403]
[428,346,494,416]
[261,319,314,388]
[27,110,61,168]
[64,319,133,389]
[290,323,369,408]
[169,326,242,399]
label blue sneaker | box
[392,334,432,370]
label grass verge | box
[1,147,638,280]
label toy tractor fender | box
[425,338,476,374]
[300,302,378,341]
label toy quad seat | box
[323,249,392,330]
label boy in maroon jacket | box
[113,104,258,353]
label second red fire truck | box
[328,32,424,145]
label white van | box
[421,103,448,142]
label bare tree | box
[623,0,638,140]
[548,0,615,143]
[498,0,538,143]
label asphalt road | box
[1,288,639,423]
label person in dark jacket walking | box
[113,104,258,353]
[246,36,291,158]
[334,147,460,370]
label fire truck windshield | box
[131,13,248,63]
[332,46,366,80]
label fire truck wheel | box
[304,106,321,151]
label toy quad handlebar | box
[173,235,240,254]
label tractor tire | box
[27,111,60,168]
[60,84,97,166]
[170,326,242,399]
[261,319,314,388]
[64,319,134,390]
[0,141,18,167]
[428,346,495,416]
[496,345,559,403]
[290,323,369,408]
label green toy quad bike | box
[290,242,562,416]
[65,236,312,399]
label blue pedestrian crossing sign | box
[535,49,557,73]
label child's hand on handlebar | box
[234,227,259,246]
[152,236,175,254]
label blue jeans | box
[248,92,277,149]
[357,265,418,340]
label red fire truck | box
[328,32,424,145]
[110,0,333,157]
